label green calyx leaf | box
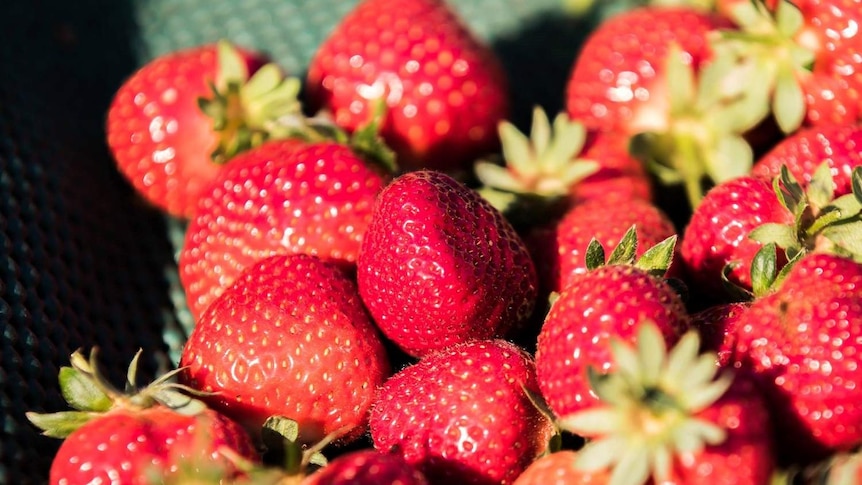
[26,411,99,439]
[59,366,112,412]
[262,416,335,476]
[581,226,676,277]
[475,106,598,199]
[561,321,732,485]
[347,98,398,174]
[199,40,306,165]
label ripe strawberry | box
[730,253,862,464]
[535,263,690,419]
[528,196,678,294]
[368,339,554,485]
[179,253,390,445]
[27,350,258,485]
[566,7,724,134]
[691,301,751,366]
[303,449,429,485]
[356,170,538,357]
[305,0,509,172]
[752,123,862,198]
[713,0,862,132]
[679,174,794,300]
[179,139,388,318]
[106,40,303,219]
[559,322,775,485]
[512,450,611,485]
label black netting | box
[0,0,603,482]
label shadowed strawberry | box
[512,450,612,485]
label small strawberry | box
[106,40,303,219]
[303,449,429,485]
[512,450,611,485]
[713,0,862,133]
[305,0,509,172]
[179,253,391,445]
[730,252,862,465]
[356,169,538,357]
[368,339,554,485]
[535,257,690,420]
[179,139,388,319]
[560,322,775,485]
[27,350,258,485]
[752,123,862,198]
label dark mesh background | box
[0,0,603,482]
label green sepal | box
[262,416,330,475]
[585,238,607,271]
[634,235,678,279]
[26,411,98,439]
[750,242,778,297]
[606,226,638,266]
[773,65,805,134]
[820,220,862,262]
[749,222,800,250]
[348,98,398,174]
[59,366,112,412]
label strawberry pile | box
[27,0,862,484]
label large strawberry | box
[179,253,390,445]
[356,170,538,357]
[303,449,429,485]
[729,252,862,465]
[559,322,775,485]
[368,339,554,485]
[179,139,388,318]
[305,0,509,172]
[535,260,690,420]
[106,40,303,219]
[27,350,258,485]
[714,0,862,133]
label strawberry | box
[305,0,509,172]
[559,322,775,485]
[27,350,258,485]
[368,339,554,485]
[752,123,862,198]
[178,139,388,319]
[713,0,862,133]
[356,169,538,357]
[690,301,751,365]
[730,253,862,464]
[679,174,794,300]
[106,40,303,219]
[179,253,391,445]
[303,449,429,485]
[512,450,611,485]
[535,261,690,420]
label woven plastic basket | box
[0,0,613,482]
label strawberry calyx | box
[475,107,599,224]
[198,40,305,164]
[26,348,210,439]
[710,0,816,133]
[630,43,767,209]
[585,225,678,279]
[558,321,733,485]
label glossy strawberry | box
[512,451,611,485]
[28,350,258,485]
[106,41,301,219]
[680,175,794,300]
[535,264,690,419]
[180,253,390,445]
[560,323,774,485]
[305,0,509,172]
[731,253,862,464]
[752,123,862,198]
[357,170,538,357]
[369,339,554,485]
[303,449,429,485]
[179,139,388,318]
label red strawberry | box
[356,170,538,357]
[565,7,727,135]
[303,449,429,485]
[691,301,751,366]
[368,339,554,485]
[752,123,862,198]
[679,175,794,300]
[535,263,690,419]
[713,0,862,132]
[179,139,388,319]
[730,253,862,464]
[27,350,258,485]
[559,323,775,485]
[305,0,509,172]
[106,41,302,219]
[512,451,611,485]
[179,253,390,445]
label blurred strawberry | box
[305,0,509,172]
[512,450,611,485]
[303,449,428,485]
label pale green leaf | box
[829,193,862,221]
[216,39,249,87]
[822,220,862,261]
[59,367,112,412]
[474,161,524,193]
[664,330,702,386]
[499,121,534,176]
[609,338,641,383]
[155,389,208,416]
[609,447,651,485]
[666,44,696,115]
[244,64,282,100]
[530,107,552,158]
[775,0,804,38]
[682,370,733,412]
[558,408,622,436]
[26,411,97,439]
[636,322,666,386]
[606,225,638,266]
[264,415,300,442]
[574,436,629,471]
[773,67,805,134]
[706,135,753,184]
[808,161,837,210]
[749,223,798,249]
